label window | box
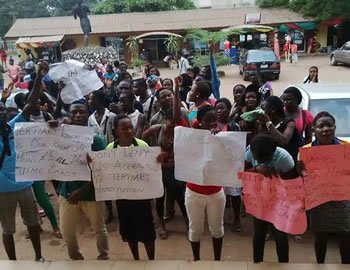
[309,99,350,137]
[190,39,209,55]
[104,37,125,61]
[247,50,277,62]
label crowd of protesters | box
[0,48,349,265]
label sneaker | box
[232,222,243,232]
[97,254,109,260]
[293,235,303,243]
[265,233,272,241]
[35,257,46,263]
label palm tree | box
[164,35,182,54]
[126,35,139,59]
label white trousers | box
[185,187,226,242]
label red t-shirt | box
[14,81,29,89]
[187,183,222,195]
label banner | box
[238,172,307,234]
[15,123,94,181]
[174,127,246,187]
[299,144,350,210]
[90,147,163,201]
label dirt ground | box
[1,55,350,262]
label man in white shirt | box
[178,51,190,75]
[88,90,115,144]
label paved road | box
[159,55,350,100]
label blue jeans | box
[0,79,4,90]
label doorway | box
[140,35,168,63]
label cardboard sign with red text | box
[299,144,350,210]
[238,172,307,234]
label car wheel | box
[243,72,249,81]
[331,55,338,66]
[275,75,280,80]
[239,69,243,75]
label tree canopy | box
[0,0,99,38]
[0,0,49,38]
[45,0,97,16]
[92,0,195,14]
[257,0,350,21]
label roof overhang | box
[136,32,182,39]
[222,24,275,34]
[15,35,64,49]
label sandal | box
[294,235,303,243]
[54,229,62,239]
[39,210,46,218]
[159,230,168,240]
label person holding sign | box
[232,84,262,145]
[56,103,109,261]
[106,114,156,260]
[187,80,212,128]
[245,134,297,263]
[185,105,226,261]
[299,112,350,264]
[215,98,243,232]
[143,87,189,240]
[0,61,48,261]
[282,87,313,145]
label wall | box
[63,34,101,50]
[316,23,328,49]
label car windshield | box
[309,99,350,137]
[247,50,276,62]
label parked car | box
[239,49,280,81]
[285,83,350,140]
[330,41,350,65]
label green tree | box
[45,0,98,16]
[0,0,49,38]
[93,0,195,14]
[257,0,350,21]
[290,0,350,21]
[256,0,289,8]
[164,36,182,54]
[126,35,139,59]
[185,28,237,44]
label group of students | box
[0,57,349,265]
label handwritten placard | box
[299,144,350,210]
[90,147,163,201]
[49,59,103,104]
[174,127,247,187]
[15,123,94,181]
[238,172,307,234]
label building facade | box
[5,7,316,64]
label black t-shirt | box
[276,118,303,162]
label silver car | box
[330,41,350,65]
[285,83,350,140]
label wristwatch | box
[266,121,273,130]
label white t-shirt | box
[30,111,54,123]
[178,57,190,75]
[88,108,115,144]
[127,110,142,133]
